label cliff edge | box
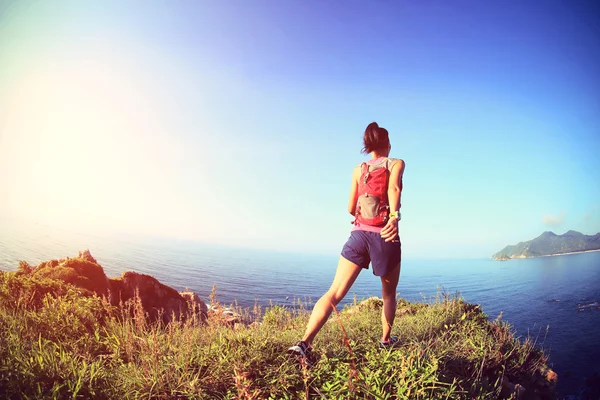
[0,251,558,399]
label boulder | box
[108,271,207,324]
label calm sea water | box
[1,219,599,398]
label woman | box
[288,122,405,365]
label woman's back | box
[351,156,404,233]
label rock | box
[206,306,250,327]
[78,249,97,264]
[223,308,238,318]
[358,296,384,310]
[546,370,558,385]
[223,308,241,324]
[342,297,418,318]
[501,377,526,399]
[109,271,194,323]
[180,291,209,315]
[537,366,558,387]
[32,252,110,296]
[341,297,383,317]
[21,250,208,325]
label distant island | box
[493,230,600,260]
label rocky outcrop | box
[31,251,110,296]
[109,271,207,323]
[24,250,207,324]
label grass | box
[0,269,557,399]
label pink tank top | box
[351,157,396,233]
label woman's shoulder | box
[387,157,405,166]
[386,157,403,163]
[355,158,405,170]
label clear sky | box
[1,1,599,258]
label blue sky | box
[1,0,599,258]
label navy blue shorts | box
[341,230,401,277]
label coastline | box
[539,248,600,258]
[494,248,600,260]
[0,255,559,399]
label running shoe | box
[379,336,400,350]
[287,340,314,367]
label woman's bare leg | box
[301,256,363,345]
[380,263,401,342]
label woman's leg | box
[301,256,363,345]
[380,263,400,342]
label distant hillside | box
[493,230,600,260]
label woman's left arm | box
[347,166,360,215]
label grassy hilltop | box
[0,252,558,399]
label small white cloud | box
[542,211,565,226]
[584,213,591,222]
[583,205,599,227]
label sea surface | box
[1,219,599,399]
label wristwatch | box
[389,211,401,220]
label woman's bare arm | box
[381,159,405,241]
[347,166,360,215]
[387,159,405,214]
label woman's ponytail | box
[361,122,389,154]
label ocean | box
[1,219,599,399]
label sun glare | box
[1,47,183,231]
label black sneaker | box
[287,340,314,367]
[379,336,399,350]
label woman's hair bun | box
[362,122,389,154]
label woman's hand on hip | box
[380,217,399,242]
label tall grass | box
[0,271,555,399]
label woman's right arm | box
[381,159,405,241]
[387,159,405,214]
